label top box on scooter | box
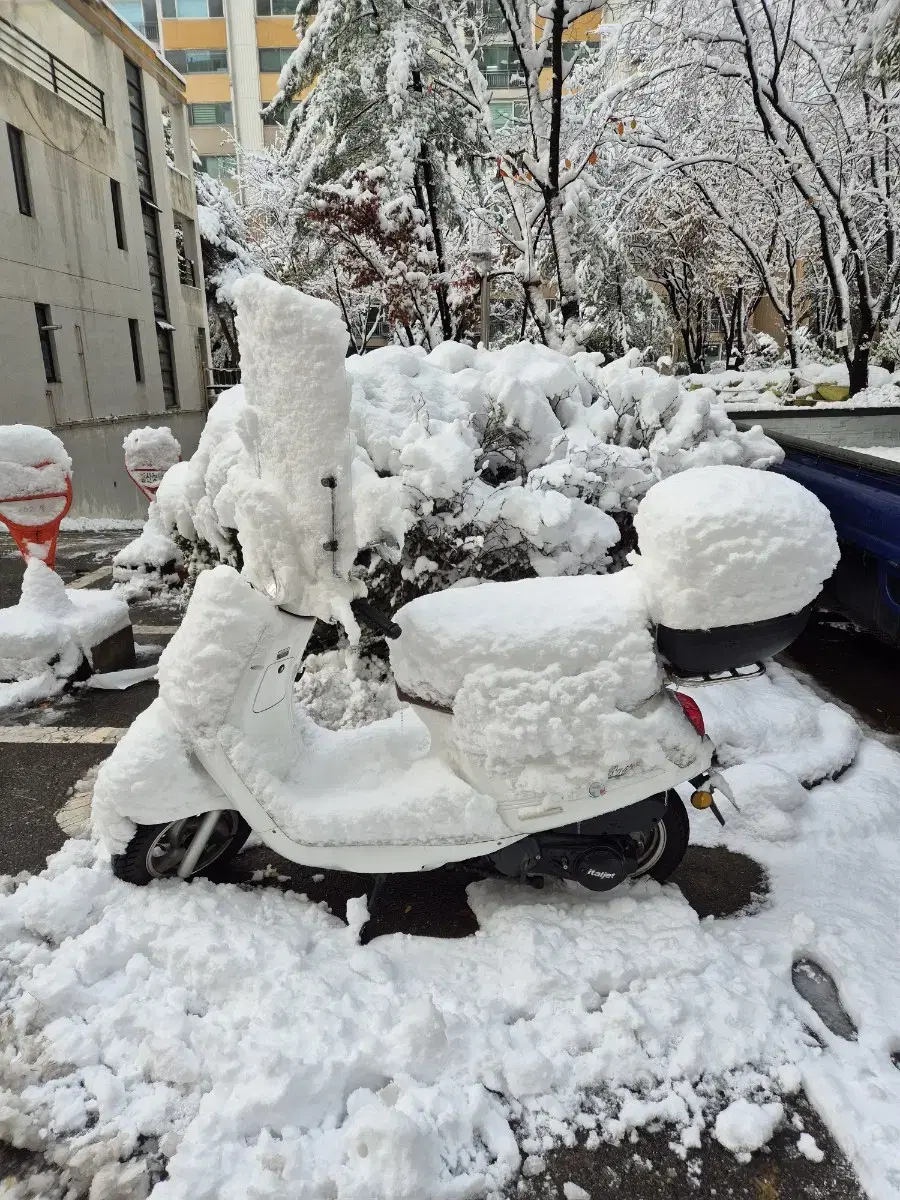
[630,464,839,675]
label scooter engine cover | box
[571,845,631,891]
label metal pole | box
[177,809,223,878]
[480,271,491,349]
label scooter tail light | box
[674,691,705,737]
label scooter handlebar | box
[351,598,402,640]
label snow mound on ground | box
[714,1098,784,1154]
[123,426,181,473]
[684,666,859,788]
[0,840,812,1200]
[632,465,838,629]
[719,763,808,841]
[0,424,71,532]
[230,276,361,633]
[0,560,129,711]
[112,502,182,598]
[12,665,900,1198]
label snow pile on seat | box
[0,560,129,711]
[392,572,702,796]
[227,276,361,633]
[0,424,71,533]
[112,502,183,597]
[392,572,649,707]
[123,425,181,474]
[631,465,839,629]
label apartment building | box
[0,0,211,517]
[109,0,298,179]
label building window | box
[161,0,224,16]
[256,0,296,12]
[165,48,228,73]
[197,154,236,180]
[34,304,60,383]
[128,318,144,381]
[480,44,524,88]
[174,216,198,286]
[112,1,159,39]
[258,47,294,72]
[490,100,528,129]
[110,178,126,249]
[7,125,33,217]
[156,326,179,408]
[189,102,233,126]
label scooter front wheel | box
[112,811,251,886]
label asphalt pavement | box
[1,527,884,1199]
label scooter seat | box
[389,569,652,709]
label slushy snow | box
[632,465,839,629]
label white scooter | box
[110,581,731,895]
[100,278,827,917]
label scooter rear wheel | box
[631,791,690,883]
[112,811,251,886]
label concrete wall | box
[63,410,206,518]
[0,0,212,515]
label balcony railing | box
[0,16,106,126]
[131,21,160,43]
[485,69,525,89]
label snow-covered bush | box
[112,503,183,599]
[151,344,780,634]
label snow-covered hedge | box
[154,343,780,620]
[688,361,900,408]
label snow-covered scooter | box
[95,278,839,912]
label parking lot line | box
[68,565,114,589]
[0,727,127,744]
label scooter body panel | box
[184,603,713,874]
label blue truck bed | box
[734,411,900,645]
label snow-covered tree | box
[622,0,900,392]
[195,169,260,367]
